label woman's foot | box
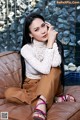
[55,94,76,103]
[65,94,76,102]
[55,95,66,103]
[33,95,47,120]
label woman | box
[5,12,75,120]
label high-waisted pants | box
[5,67,63,109]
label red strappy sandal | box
[55,95,66,103]
[65,94,76,102]
[55,94,76,103]
[33,98,47,120]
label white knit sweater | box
[21,40,61,79]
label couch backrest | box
[0,51,22,98]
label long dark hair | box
[21,12,45,87]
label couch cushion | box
[47,102,80,120]
[47,85,80,120]
[0,98,80,120]
[0,51,22,98]
[0,99,32,120]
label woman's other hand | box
[45,22,58,48]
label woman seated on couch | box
[5,12,75,120]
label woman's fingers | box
[45,21,54,29]
[45,21,51,26]
[49,26,54,31]
[45,21,58,36]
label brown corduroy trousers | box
[5,67,63,109]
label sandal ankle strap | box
[35,108,46,116]
[39,97,46,105]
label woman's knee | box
[51,67,61,75]
[5,87,24,104]
[5,87,19,99]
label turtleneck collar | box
[32,39,46,48]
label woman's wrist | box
[47,41,55,49]
[47,44,53,49]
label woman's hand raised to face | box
[45,22,58,49]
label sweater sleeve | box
[21,45,54,74]
[52,43,61,67]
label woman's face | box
[29,18,48,42]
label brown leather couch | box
[0,51,80,120]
